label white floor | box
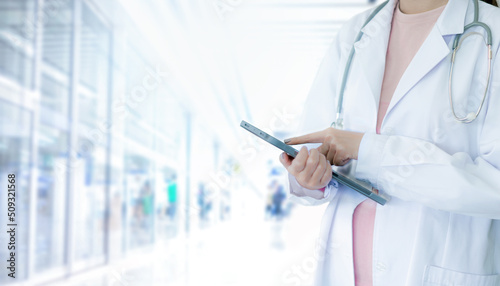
[47,203,327,286]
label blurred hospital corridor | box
[0,0,375,285]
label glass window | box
[124,152,154,248]
[35,123,67,273]
[73,139,106,261]
[72,2,111,264]
[124,116,154,149]
[78,2,110,128]
[40,73,69,116]
[79,3,109,92]
[0,0,35,88]
[42,0,73,74]
[36,0,72,269]
[40,0,73,119]
[154,96,183,162]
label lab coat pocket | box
[423,265,500,286]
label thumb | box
[279,152,292,168]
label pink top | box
[352,4,445,286]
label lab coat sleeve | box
[287,173,339,206]
[355,50,500,218]
[287,28,344,205]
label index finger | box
[285,130,326,145]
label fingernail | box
[284,138,291,144]
[280,153,285,160]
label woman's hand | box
[285,128,365,166]
[279,146,332,190]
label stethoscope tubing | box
[333,0,493,128]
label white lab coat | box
[287,0,500,285]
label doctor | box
[279,0,500,285]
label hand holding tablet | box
[240,120,388,205]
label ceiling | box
[26,0,377,155]
[119,0,378,147]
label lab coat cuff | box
[287,173,338,206]
[356,132,389,188]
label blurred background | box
[0,0,377,285]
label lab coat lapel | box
[354,0,396,110]
[384,0,469,118]
[385,27,450,114]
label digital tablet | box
[240,120,388,205]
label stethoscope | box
[332,0,493,129]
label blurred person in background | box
[166,174,178,220]
[265,181,274,220]
[141,181,154,229]
[197,183,212,223]
[280,0,500,285]
[219,189,231,221]
[271,180,286,220]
